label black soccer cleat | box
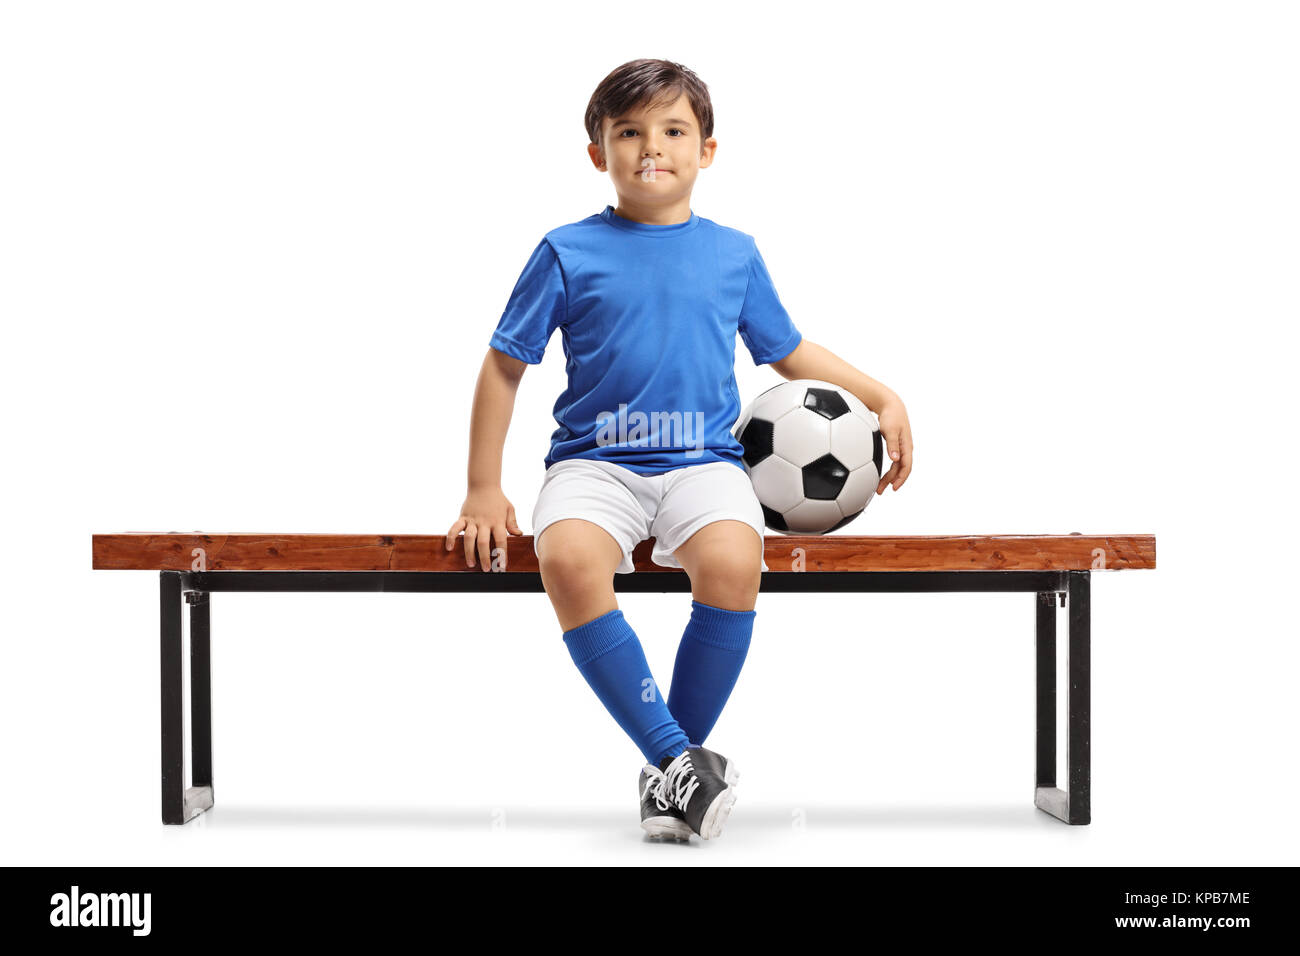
[639,766,692,841]
[652,746,739,840]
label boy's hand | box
[445,486,524,571]
[875,398,914,495]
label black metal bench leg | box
[1034,571,1091,824]
[159,571,214,824]
[1035,589,1057,792]
[160,571,183,823]
[189,589,214,805]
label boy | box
[445,59,914,841]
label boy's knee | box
[538,547,599,589]
[691,549,761,610]
[537,521,622,589]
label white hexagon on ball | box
[783,498,844,534]
[748,455,805,513]
[829,413,877,471]
[772,409,831,467]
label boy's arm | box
[444,346,528,570]
[467,346,527,489]
[768,339,914,495]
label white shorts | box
[531,458,770,574]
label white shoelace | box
[641,765,673,812]
[656,751,700,811]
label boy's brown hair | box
[584,58,714,146]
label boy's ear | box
[698,137,718,169]
[587,142,606,170]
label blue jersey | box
[489,204,803,476]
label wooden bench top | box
[92,533,1156,573]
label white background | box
[2,0,1295,865]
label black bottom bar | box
[185,569,1071,593]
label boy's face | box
[588,92,716,217]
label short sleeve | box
[738,238,802,366]
[488,238,567,364]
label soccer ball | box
[733,379,885,534]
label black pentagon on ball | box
[802,453,850,500]
[738,416,774,467]
[802,387,851,420]
[872,428,885,476]
[761,503,788,532]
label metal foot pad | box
[1035,785,1088,825]
[182,785,214,822]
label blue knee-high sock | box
[666,600,756,747]
[562,608,692,767]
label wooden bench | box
[91,531,1156,827]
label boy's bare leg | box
[536,518,625,630]
[672,520,762,611]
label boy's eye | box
[618,128,686,137]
